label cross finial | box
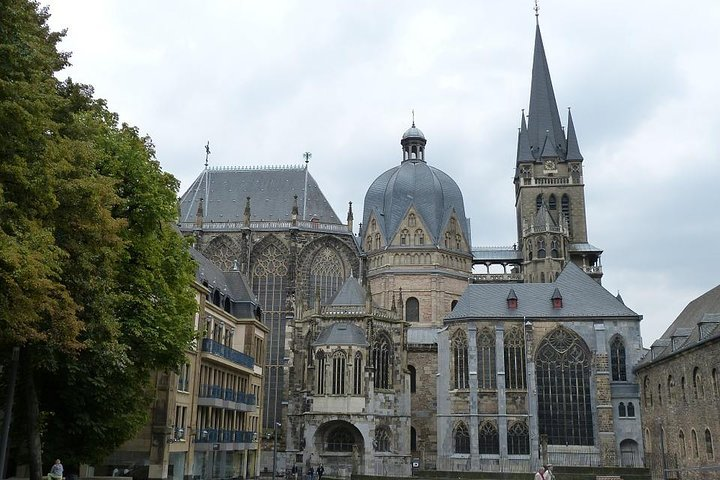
[204,141,211,168]
[303,152,312,164]
[534,0,539,23]
[411,109,415,127]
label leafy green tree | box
[0,1,196,476]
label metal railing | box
[199,383,257,405]
[201,338,255,368]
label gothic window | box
[401,229,409,245]
[252,241,289,429]
[479,421,499,454]
[451,300,458,311]
[657,383,663,406]
[537,238,546,259]
[610,335,627,381]
[692,429,699,458]
[526,240,533,261]
[414,229,425,245]
[504,327,526,390]
[453,422,470,454]
[213,289,221,306]
[375,233,381,249]
[353,352,363,395]
[681,376,687,403]
[452,331,469,389]
[455,234,462,249]
[618,402,626,417]
[365,236,372,250]
[536,327,593,445]
[679,430,687,457]
[207,235,236,271]
[548,194,557,210]
[326,426,354,452]
[316,351,326,394]
[411,427,417,451]
[332,352,346,394]
[223,296,231,313]
[507,421,530,455]
[478,328,496,389]
[375,427,391,452]
[408,213,416,227]
[444,232,451,248]
[536,194,543,212]
[714,368,720,397]
[561,194,570,234]
[627,402,635,417]
[693,367,703,400]
[372,332,393,389]
[643,377,652,407]
[408,365,417,393]
[550,237,560,258]
[706,429,714,459]
[307,246,344,305]
[406,297,419,323]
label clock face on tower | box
[544,159,556,171]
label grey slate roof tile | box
[313,322,368,347]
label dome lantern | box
[401,122,427,163]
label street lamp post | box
[272,422,281,479]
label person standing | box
[48,459,64,480]
[533,466,545,480]
[544,464,555,480]
[317,464,324,480]
[306,466,314,480]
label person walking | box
[317,464,324,480]
[543,464,555,480]
[306,466,314,480]
[533,466,545,480]
[48,459,64,480]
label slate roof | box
[313,322,368,347]
[636,284,720,367]
[407,327,438,345]
[568,243,603,253]
[471,247,523,262]
[362,128,471,247]
[190,247,255,303]
[329,276,366,306]
[179,166,342,225]
[446,262,639,321]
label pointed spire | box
[194,198,204,229]
[528,22,565,161]
[565,108,584,161]
[533,202,557,231]
[291,194,299,225]
[347,201,354,232]
[540,130,558,158]
[516,110,533,163]
[243,197,251,227]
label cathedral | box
[178,17,645,477]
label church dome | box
[361,125,470,247]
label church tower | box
[514,19,603,283]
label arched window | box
[610,335,627,381]
[452,331,469,389]
[643,376,652,407]
[410,427,417,451]
[507,422,530,455]
[478,328,496,389]
[353,352,363,395]
[451,300,458,311]
[667,375,675,405]
[537,238,546,259]
[372,332,393,389]
[224,296,231,313]
[561,194,570,221]
[374,233,381,249]
[713,368,719,397]
[406,297,419,323]
[479,421,499,454]
[693,367,703,400]
[548,194,557,210]
[401,229,409,245]
[679,430,687,457]
[536,327,593,445]
[332,352,346,394]
[414,229,425,245]
[692,429,699,458]
[681,376,687,403]
[408,365,417,393]
[375,427,391,452]
[316,350,326,394]
[326,425,354,452]
[536,194,544,212]
[550,237,559,258]
[213,289,221,306]
[453,422,470,454]
[706,429,714,459]
[307,247,344,304]
[408,213,416,227]
[657,383,663,406]
[627,402,635,417]
[645,428,652,453]
[504,327,526,390]
[618,402,626,417]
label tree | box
[0,1,196,475]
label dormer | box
[551,288,562,309]
[507,289,518,309]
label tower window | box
[408,365,417,393]
[353,352,363,395]
[536,194,544,212]
[316,350,326,394]
[332,352,346,394]
[618,402,626,417]
[452,330,469,389]
[610,335,627,381]
[372,332,393,389]
[548,194,557,210]
[507,422,530,455]
[479,421,499,454]
[504,327,526,390]
[406,297,419,322]
[478,328,496,389]
[454,422,470,454]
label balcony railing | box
[199,383,256,406]
[195,428,255,444]
[201,338,254,369]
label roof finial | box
[534,0,539,23]
[204,141,211,168]
[411,109,415,128]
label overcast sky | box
[44,1,720,346]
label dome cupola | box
[401,122,427,162]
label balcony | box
[198,383,257,411]
[201,338,254,369]
[194,428,257,451]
